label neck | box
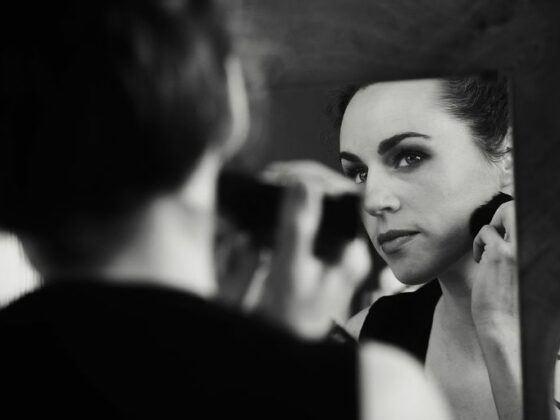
[437,252,479,327]
[102,201,217,298]
[104,153,221,298]
[38,152,222,300]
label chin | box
[387,260,438,286]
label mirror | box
[225,1,560,416]
[335,74,519,420]
[243,73,520,419]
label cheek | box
[417,179,483,255]
[361,209,377,242]
[425,157,500,227]
[404,166,498,272]
[440,146,502,202]
[387,183,487,283]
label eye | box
[393,151,425,169]
[343,166,368,184]
[355,169,368,184]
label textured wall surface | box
[225,1,560,418]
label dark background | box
[223,0,560,419]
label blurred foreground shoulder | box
[359,342,451,420]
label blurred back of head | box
[0,0,233,265]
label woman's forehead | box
[340,79,454,151]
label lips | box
[377,230,419,254]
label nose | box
[363,174,401,217]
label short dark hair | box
[330,75,511,160]
[0,0,232,239]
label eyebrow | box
[377,132,430,155]
[340,132,431,162]
[339,151,363,163]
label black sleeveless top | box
[359,280,442,363]
[0,278,357,419]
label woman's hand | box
[471,200,518,330]
[471,200,522,420]
[256,160,371,339]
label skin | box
[339,79,503,285]
[339,79,520,420]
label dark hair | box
[330,75,511,160]
[439,74,510,161]
[327,85,361,132]
[0,0,232,239]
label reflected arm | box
[476,321,522,420]
[472,201,522,420]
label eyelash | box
[343,148,428,184]
[344,166,368,184]
[390,149,428,169]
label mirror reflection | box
[341,75,520,420]
[258,75,520,420]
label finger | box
[262,161,359,195]
[275,181,323,261]
[473,224,507,263]
[488,201,517,244]
[261,161,318,185]
[266,160,328,178]
[242,251,272,311]
[338,238,372,287]
[317,268,358,325]
[260,165,300,186]
[312,240,371,327]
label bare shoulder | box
[345,307,370,340]
[359,342,451,420]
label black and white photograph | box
[1,1,559,419]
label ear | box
[218,56,250,161]
[498,128,515,196]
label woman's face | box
[339,79,503,285]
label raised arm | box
[472,201,522,420]
[256,160,371,339]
